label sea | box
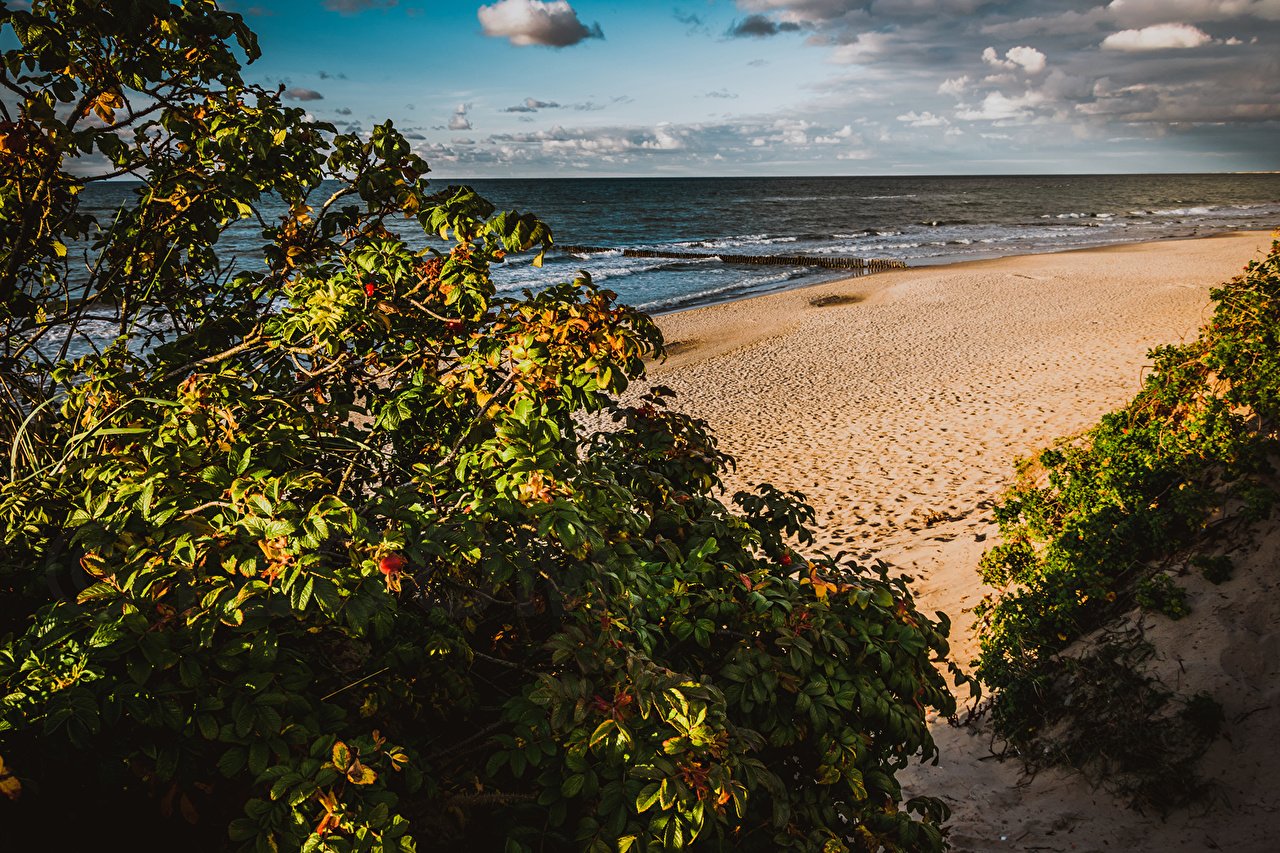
[79,174,1280,315]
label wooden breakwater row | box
[557,245,908,272]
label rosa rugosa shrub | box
[973,234,1280,805]
[0,3,964,850]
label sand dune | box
[646,231,1278,851]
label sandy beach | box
[647,230,1280,852]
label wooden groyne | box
[557,245,907,272]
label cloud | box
[478,0,604,47]
[982,45,1047,74]
[674,8,709,34]
[448,104,472,131]
[1101,22,1215,51]
[813,124,861,144]
[444,117,878,171]
[828,32,894,64]
[1107,0,1280,27]
[283,87,324,101]
[323,0,397,13]
[503,97,563,112]
[727,13,803,37]
[956,90,1046,121]
[896,110,949,126]
[395,0,1279,173]
[703,89,740,99]
[334,107,353,115]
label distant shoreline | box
[652,226,1272,318]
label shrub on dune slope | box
[975,233,1280,806]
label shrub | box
[1133,574,1189,620]
[1192,554,1234,585]
[974,232,1280,795]
[0,3,964,850]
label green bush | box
[974,231,1280,792]
[1192,554,1234,585]
[0,3,964,850]
[1133,574,1189,620]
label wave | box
[1038,211,1115,220]
[1152,205,1214,216]
[833,229,901,238]
[639,268,809,313]
[672,234,800,250]
[568,248,622,259]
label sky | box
[224,1,1277,175]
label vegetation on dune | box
[0,2,967,850]
[974,232,1280,807]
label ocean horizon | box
[80,173,1280,314]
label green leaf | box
[635,782,661,814]
[560,774,584,798]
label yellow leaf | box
[0,753,20,800]
[346,761,377,786]
[317,789,339,813]
[332,741,352,769]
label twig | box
[160,333,262,381]
[436,371,519,472]
[472,651,527,672]
[320,666,391,702]
[444,792,535,809]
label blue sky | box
[232,1,1279,177]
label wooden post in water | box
[557,245,907,272]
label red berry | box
[778,553,793,567]
[446,319,463,332]
[364,282,376,297]
[378,553,406,575]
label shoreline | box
[648,228,1271,373]
[644,228,1276,850]
[648,225,1262,320]
[644,225,1262,319]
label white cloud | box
[1101,22,1214,51]
[1108,0,1280,26]
[896,110,949,126]
[813,124,861,143]
[448,104,472,130]
[478,0,603,48]
[938,75,970,96]
[828,32,893,64]
[956,90,1046,121]
[982,45,1047,74]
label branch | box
[159,332,263,381]
[443,792,535,809]
[436,371,519,472]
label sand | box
[644,231,1280,852]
